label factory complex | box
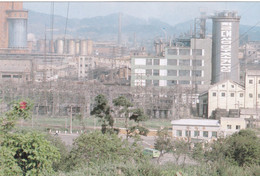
[0,1,259,136]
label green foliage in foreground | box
[64,131,145,172]
[0,132,60,176]
[203,129,260,167]
[62,161,260,176]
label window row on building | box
[167,49,204,56]
[134,79,204,86]
[2,74,22,78]
[175,130,218,138]
[212,92,244,97]
[134,69,203,77]
[135,58,204,66]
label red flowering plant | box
[0,99,33,132]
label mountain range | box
[28,10,260,43]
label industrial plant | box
[0,1,259,125]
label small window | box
[167,80,177,86]
[168,70,177,76]
[212,92,216,97]
[249,80,253,84]
[194,131,200,137]
[167,59,177,65]
[203,131,208,137]
[80,64,82,67]
[258,94,260,98]
[176,130,182,137]
[153,69,159,76]
[153,80,159,86]
[221,93,225,97]
[168,49,177,55]
[222,84,225,88]
[153,59,159,65]
[212,131,217,138]
[2,75,11,78]
[179,59,190,66]
[230,93,234,97]
[179,70,190,76]
[258,80,260,84]
[240,93,244,97]
[249,93,253,98]
[227,125,232,129]
[146,80,152,86]
[236,125,240,130]
[231,85,234,88]
[185,131,191,137]
[85,64,88,67]
[146,69,152,76]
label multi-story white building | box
[77,56,94,79]
[131,38,212,91]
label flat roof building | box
[131,38,212,91]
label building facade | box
[131,38,212,90]
[199,70,260,118]
[171,117,246,141]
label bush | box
[64,131,145,172]
[1,131,60,175]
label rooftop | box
[171,119,220,127]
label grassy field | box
[17,115,172,133]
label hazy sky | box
[24,1,260,26]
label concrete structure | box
[199,79,245,118]
[0,56,33,82]
[171,117,246,141]
[77,56,94,79]
[131,38,212,90]
[0,2,28,53]
[199,70,260,119]
[211,11,240,84]
[244,70,260,109]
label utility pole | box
[70,105,73,134]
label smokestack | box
[118,13,122,46]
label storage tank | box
[7,10,28,48]
[87,40,93,55]
[211,11,240,84]
[75,41,80,55]
[80,40,87,55]
[37,39,45,53]
[56,39,64,54]
[68,39,75,55]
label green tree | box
[0,146,22,176]
[172,139,190,166]
[1,131,60,176]
[206,129,260,167]
[113,96,133,139]
[154,128,172,164]
[65,131,145,172]
[129,108,149,138]
[91,94,114,134]
[45,134,69,172]
[224,129,260,166]
[192,143,204,162]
